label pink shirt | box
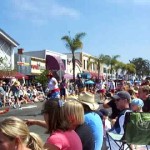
[46,130,82,150]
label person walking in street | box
[9,81,21,109]
[47,71,60,99]
[59,77,67,101]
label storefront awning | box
[14,72,28,79]
[0,71,28,79]
[46,55,65,71]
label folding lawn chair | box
[107,112,150,150]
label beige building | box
[65,52,104,79]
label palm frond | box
[75,32,86,40]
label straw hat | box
[77,92,100,110]
[14,81,20,86]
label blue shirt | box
[85,112,103,150]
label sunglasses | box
[115,98,126,102]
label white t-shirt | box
[48,77,58,91]
[109,81,115,90]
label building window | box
[62,59,66,69]
[84,60,86,69]
[93,64,95,71]
[103,67,107,73]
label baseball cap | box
[131,98,144,108]
[113,91,131,101]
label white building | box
[24,50,67,79]
[0,29,19,70]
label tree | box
[119,62,127,77]
[126,63,136,80]
[94,54,108,80]
[61,32,86,82]
[87,56,93,70]
[130,58,150,79]
[34,70,49,87]
[113,61,125,78]
[105,55,120,78]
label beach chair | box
[107,112,150,150]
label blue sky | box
[1,0,150,63]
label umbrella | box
[85,80,95,85]
[63,73,73,79]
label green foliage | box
[34,70,49,87]
[87,56,93,70]
[103,55,120,77]
[61,32,86,53]
[130,58,150,78]
[61,32,86,82]
[126,63,136,74]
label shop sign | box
[17,62,30,66]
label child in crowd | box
[99,109,111,150]
[99,109,111,136]
[130,98,144,150]
[131,98,144,112]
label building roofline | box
[0,28,19,47]
[45,49,67,57]
[25,49,67,57]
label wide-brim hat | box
[14,81,20,86]
[77,92,99,110]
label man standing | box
[138,85,150,112]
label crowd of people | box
[0,72,150,150]
[0,80,46,109]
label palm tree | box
[113,61,124,79]
[61,32,86,82]
[87,56,93,70]
[126,63,136,80]
[94,54,108,80]
[105,55,120,78]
